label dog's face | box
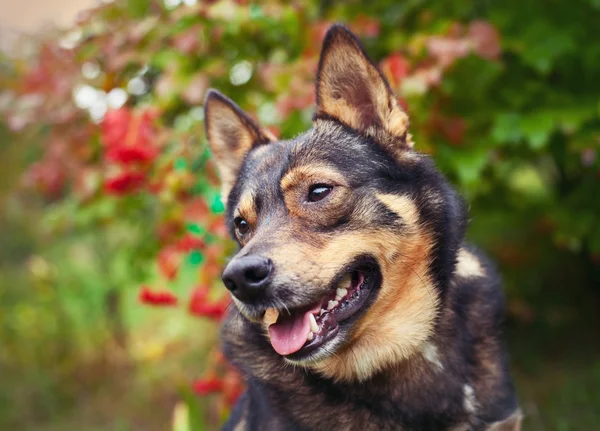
[204,26,465,381]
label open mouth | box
[264,259,381,361]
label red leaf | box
[104,171,146,195]
[427,36,470,68]
[175,234,206,253]
[189,287,230,320]
[192,377,223,395]
[207,216,228,238]
[157,245,181,280]
[24,161,66,198]
[102,108,159,165]
[184,198,210,222]
[381,53,410,88]
[102,108,132,149]
[467,21,501,60]
[106,145,159,164]
[156,220,184,244]
[430,115,467,146]
[138,285,178,307]
[352,15,381,38]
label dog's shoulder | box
[437,244,519,427]
[447,245,506,325]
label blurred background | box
[1,1,599,430]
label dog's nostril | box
[245,266,269,283]
[223,278,237,292]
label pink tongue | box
[268,310,312,356]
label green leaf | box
[491,113,522,145]
[455,149,489,187]
[188,251,204,266]
[520,23,576,74]
[186,223,205,235]
[126,0,150,18]
[174,158,188,172]
[210,194,225,214]
[521,112,555,150]
[178,386,208,431]
[507,164,551,201]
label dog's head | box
[204,25,466,381]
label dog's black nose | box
[222,256,273,302]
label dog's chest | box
[222,316,474,430]
[245,361,471,431]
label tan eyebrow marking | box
[280,164,348,192]
[376,193,420,227]
[235,190,257,224]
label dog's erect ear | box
[204,89,275,202]
[315,25,412,150]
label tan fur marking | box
[376,193,420,226]
[456,248,485,278]
[312,235,438,381]
[487,410,523,431]
[235,191,256,223]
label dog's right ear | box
[204,89,275,203]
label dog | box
[203,24,521,431]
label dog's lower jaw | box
[308,272,439,382]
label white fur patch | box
[455,249,485,278]
[463,384,477,413]
[422,342,443,370]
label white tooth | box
[336,287,348,298]
[307,331,314,341]
[327,300,339,310]
[264,308,279,325]
[309,313,319,333]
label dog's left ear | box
[315,25,412,150]
[204,89,275,203]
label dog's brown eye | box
[234,217,249,236]
[308,184,333,202]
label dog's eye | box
[307,184,333,203]
[234,217,249,236]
